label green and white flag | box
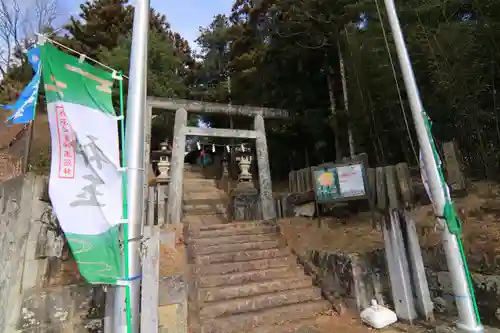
[41,43,123,284]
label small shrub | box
[29,145,51,175]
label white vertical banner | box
[42,43,123,285]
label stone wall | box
[301,247,500,328]
[298,249,390,313]
[0,174,106,333]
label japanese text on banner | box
[56,105,76,179]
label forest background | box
[1,0,498,182]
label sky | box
[59,0,233,51]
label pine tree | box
[64,0,133,58]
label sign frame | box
[311,160,369,204]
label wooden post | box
[288,171,293,193]
[367,167,377,228]
[442,141,467,195]
[402,211,434,321]
[383,167,417,321]
[294,170,300,193]
[384,210,417,321]
[22,121,34,174]
[167,108,187,225]
[367,168,376,208]
[254,114,276,221]
[385,166,400,210]
[296,169,304,193]
[395,162,413,207]
[375,167,387,211]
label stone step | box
[198,277,313,303]
[200,301,331,333]
[184,173,205,180]
[183,186,221,194]
[183,192,228,201]
[198,266,301,288]
[245,316,331,333]
[183,198,228,206]
[190,221,273,232]
[184,178,218,186]
[188,225,277,239]
[183,184,220,191]
[184,166,203,171]
[184,205,227,216]
[184,210,228,217]
[195,248,291,266]
[199,287,322,320]
[184,164,202,169]
[183,215,228,227]
[184,174,205,180]
[193,240,282,256]
[195,256,295,276]
[184,203,227,210]
[189,233,277,248]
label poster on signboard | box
[313,167,340,203]
[337,164,366,198]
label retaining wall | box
[0,175,105,333]
[301,247,500,327]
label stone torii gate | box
[146,97,289,225]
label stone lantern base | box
[229,186,260,222]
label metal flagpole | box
[141,10,149,231]
[22,121,34,173]
[123,0,150,331]
[382,0,483,332]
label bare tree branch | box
[0,0,59,73]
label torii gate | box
[145,97,289,225]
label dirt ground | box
[159,243,186,277]
[278,181,500,260]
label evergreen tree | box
[64,0,133,58]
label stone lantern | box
[234,146,255,191]
[229,145,259,222]
[151,140,171,184]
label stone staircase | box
[182,165,333,333]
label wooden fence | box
[288,167,314,194]
[287,144,466,209]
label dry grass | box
[279,216,384,255]
[279,181,500,261]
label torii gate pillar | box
[166,108,187,225]
[254,114,275,221]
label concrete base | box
[433,325,500,333]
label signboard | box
[311,161,368,203]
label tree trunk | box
[337,40,355,157]
[327,66,343,161]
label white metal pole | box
[382,0,482,331]
[141,10,150,230]
[123,0,150,331]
